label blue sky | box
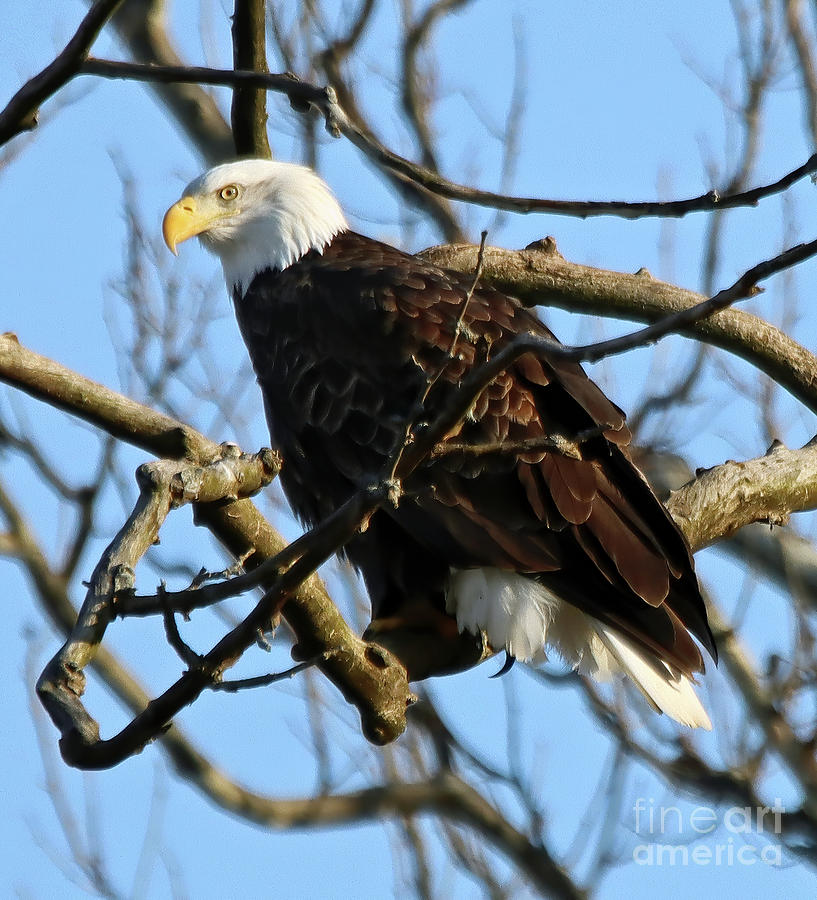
[3,1,817,897]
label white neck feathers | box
[189,160,348,294]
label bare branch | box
[315,15,465,241]
[706,601,817,819]
[230,0,271,157]
[785,0,817,144]
[36,452,408,768]
[12,207,817,761]
[0,0,123,147]
[0,415,91,502]
[668,440,817,551]
[80,57,335,122]
[0,332,219,460]
[0,334,414,750]
[9,209,817,765]
[36,288,813,770]
[10,6,817,892]
[543,662,817,861]
[400,0,475,171]
[487,18,528,235]
[212,658,321,692]
[74,58,817,222]
[321,0,377,62]
[549,236,817,364]
[8,477,541,891]
[420,239,817,414]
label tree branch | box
[13,480,579,896]
[0,0,123,147]
[71,59,817,221]
[11,220,817,767]
[0,333,413,750]
[400,0,475,171]
[315,10,465,242]
[230,0,271,157]
[785,0,817,145]
[420,239,817,414]
[668,440,817,551]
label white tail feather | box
[594,626,712,730]
[447,566,711,729]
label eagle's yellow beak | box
[162,196,208,255]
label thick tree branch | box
[404,237,817,483]
[10,6,817,893]
[0,332,218,460]
[37,458,184,754]
[10,221,817,766]
[5,474,580,896]
[641,450,817,612]
[420,239,817,414]
[39,478,396,767]
[667,440,817,551]
[0,333,413,749]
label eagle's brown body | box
[233,230,714,678]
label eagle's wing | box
[377,254,713,676]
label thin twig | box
[0,0,124,146]
[73,59,817,221]
[212,657,324,692]
[449,229,488,362]
[400,0,475,171]
[161,586,202,668]
[785,0,817,143]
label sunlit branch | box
[421,238,817,415]
[0,335,414,751]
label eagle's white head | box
[162,159,348,294]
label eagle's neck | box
[213,169,348,295]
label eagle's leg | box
[364,603,489,680]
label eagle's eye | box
[219,184,239,202]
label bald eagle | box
[163,159,715,729]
